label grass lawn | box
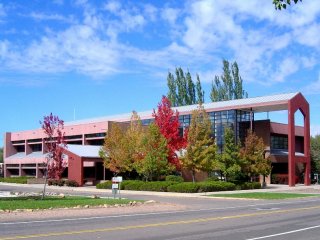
[208,192,320,200]
[0,196,138,211]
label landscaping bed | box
[0,195,141,211]
[96,179,261,193]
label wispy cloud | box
[1,0,320,87]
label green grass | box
[208,192,320,199]
[0,196,138,210]
[0,176,33,184]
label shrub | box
[96,181,112,189]
[238,182,261,190]
[47,179,65,186]
[205,176,220,182]
[65,180,79,187]
[165,175,184,183]
[0,177,32,184]
[167,182,199,193]
[197,181,236,192]
[123,180,145,190]
[139,181,177,192]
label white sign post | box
[112,176,123,199]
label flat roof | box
[65,92,299,126]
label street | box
[1,184,320,240]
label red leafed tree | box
[41,113,67,179]
[153,96,187,170]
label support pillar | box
[304,105,311,185]
[288,104,296,187]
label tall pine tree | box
[210,60,248,102]
[166,67,205,107]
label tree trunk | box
[192,170,195,183]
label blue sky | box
[1,0,320,146]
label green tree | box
[210,60,247,102]
[0,147,3,163]
[167,72,177,107]
[273,0,302,10]
[167,67,205,106]
[134,123,173,181]
[240,130,271,184]
[311,135,320,174]
[181,105,218,183]
[220,127,241,182]
[196,74,204,104]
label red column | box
[288,103,296,187]
[304,105,311,185]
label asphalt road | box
[1,184,320,240]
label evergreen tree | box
[220,127,241,182]
[196,74,204,104]
[134,123,173,181]
[167,72,177,107]
[210,60,248,102]
[186,71,196,105]
[181,105,218,183]
[166,67,205,107]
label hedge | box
[165,175,184,183]
[0,177,33,184]
[139,181,177,192]
[237,182,261,190]
[167,182,199,193]
[96,181,112,189]
[197,181,236,192]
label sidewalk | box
[1,182,320,198]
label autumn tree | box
[240,130,271,185]
[134,123,173,181]
[210,60,248,102]
[220,127,241,182]
[181,105,218,183]
[273,0,301,10]
[153,96,186,170]
[40,113,67,199]
[99,123,133,175]
[167,68,205,106]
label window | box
[30,144,42,152]
[271,135,288,150]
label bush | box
[96,181,112,189]
[123,180,145,190]
[165,175,184,183]
[238,182,261,190]
[0,177,32,184]
[47,179,65,186]
[167,182,199,193]
[65,180,79,187]
[197,181,236,192]
[139,181,177,192]
[205,176,220,182]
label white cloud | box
[303,73,320,95]
[29,12,75,23]
[161,7,180,25]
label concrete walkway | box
[1,182,320,198]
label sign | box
[112,176,123,183]
[112,183,119,189]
